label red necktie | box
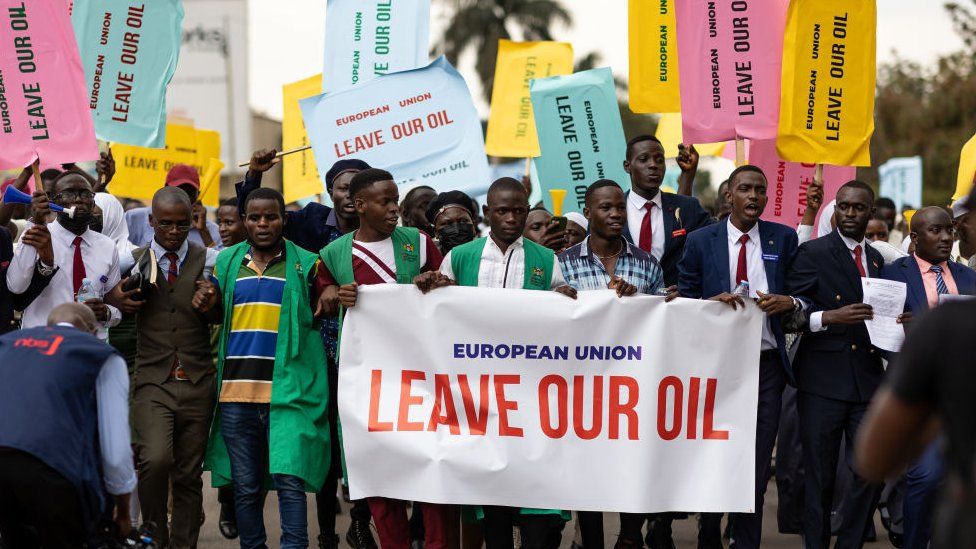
[639,202,654,253]
[72,236,86,296]
[853,245,866,277]
[165,252,179,284]
[736,234,750,287]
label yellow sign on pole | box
[283,74,324,204]
[485,40,574,158]
[629,0,680,114]
[654,113,726,158]
[776,0,876,166]
[952,132,976,202]
[109,124,222,206]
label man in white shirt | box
[6,172,121,339]
[0,302,136,546]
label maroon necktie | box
[639,202,654,253]
[165,252,179,284]
[735,234,749,287]
[72,236,86,296]
[853,245,866,277]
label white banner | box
[339,285,763,513]
[323,0,430,93]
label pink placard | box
[0,0,98,169]
[676,0,788,144]
[750,139,856,229]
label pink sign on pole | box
[0,0,98,169]
[750,139,856,229]
[675,0,788,144]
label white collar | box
[150,238,188,261]
[50,219,93,246]
[486,234,523,253]
[628,190,663,210]
[836,229,867,252]
[727,218,761,243]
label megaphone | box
[2,185,76,218]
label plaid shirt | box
[558,237,664,294]
[318,209,346,359]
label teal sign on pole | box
[529,68,629,213]
[72,0,184,148]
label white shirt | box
[353,236,429,283]
[440,235,566,289]
[6,221,121,338]
[809,229,870,332]
[796,224,814,245]
[727,219,777,351]
[627,190,664,260]
[144,239,218,278]
[53,322,136,496]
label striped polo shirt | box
[217,250,287,403]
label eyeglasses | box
[54,190,94,201]
[156,220,192,232]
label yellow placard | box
[776,0,876,166]
[654,113,726,158]
[628,0,680,114]
[109,124,222,207]
[485,40,574,158]
[283,74,324,204]
[952,132,976,202]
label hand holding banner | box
[282,75,324,204]
[485,40,574,158]
[339,285,762,513]
[675,0,788,143]
[323,0,430,93]
[301,57,490,195]
[629,0,681,114]
[777,0,876,166]
[72,0,183,148]
[0,0,98,169]
[530,68,630,213]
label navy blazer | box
[623,190,712,286]
[236,172,337,253]
[881,255,976,313]
[785,231,886,403]
[677,219,799,382]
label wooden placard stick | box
[236,145,312,168]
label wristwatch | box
[36,260,55,276]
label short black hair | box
[50,170,93,195]
[625,135,663,160]
[837,180,876,203]
[40,168,61,181]
[874,197,896,210]
[727,164,767,186]
[349,168,395,199]
[401,185,435,208]
[151,186,192,212]
[243,187,286,217]
[486,177,527,199]
[529,205,551,214]
[584,179,622,205]
[219,197,239,208]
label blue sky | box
[247,1,966,119]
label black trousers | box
[0,447,87,548]
[576,511,604,548]
[797,392,881,549]
[483,507,563,549]
[730,352,786,548]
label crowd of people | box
[0,135,974,549]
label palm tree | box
[435,0,572,102]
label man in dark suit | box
[678,165,800,549]
[786,180,887,549]
[880,205,976,549]
[622,135,712,288]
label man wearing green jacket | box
[193,187,330,549]
[414,177,577,549]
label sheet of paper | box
[861,278,907,352]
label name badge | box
[671,229,687,238]
[762,253,779,262]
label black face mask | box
[58,210,92,233]
[436,222,476,252]
[89,214,104,234]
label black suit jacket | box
[0,226,55,334]
[623,191,712,286]
[785,231,885,403]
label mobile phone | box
[549,216,567,233]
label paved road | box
[194,475,895,548]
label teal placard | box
[529,68,630,214]
[72,0,183,148]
